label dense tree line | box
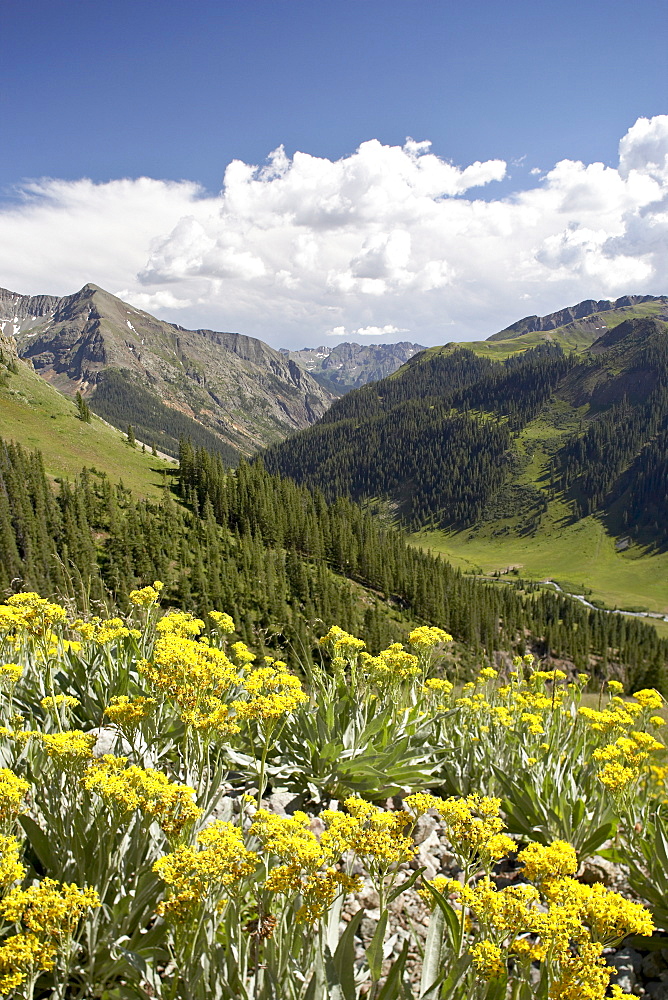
[89,368,238,462]
[0,437,665,689]
[264,344,577,528]
[558,387,668,518]
[613,425,668,546]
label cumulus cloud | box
[0,119,666,347]
[327,324,408,338]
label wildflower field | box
[0,585,666,999]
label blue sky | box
[1,0,667,347]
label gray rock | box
[645,983,668,1000]
[611,947,643,975]
[267,790,302,816]
[643,951,668,980]
[608,946,642,993]
[413,814,438,845]
[90,725,131,758]
[578,855,619,887]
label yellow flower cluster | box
[408,626,453,650]
[0,593,67,637]
[436,794,514,870]
[140,623,242,734]
[0,834,25,889]
[517,840,578,882]
[72,617,141,645]
[0,768,30,827]
[579,699,642,734]
[321,797,416,874]
[250,809,363,923]
[82,755,201,838]
[0,932,56,992]
[104,695,156,729]
[439,840,654,997]
[208,610,235,634]
[0,663,22,685]
[231,664,308,725]
[38,730,97,769]
[470,939,505,979]
[319,625,366,659]
[594,730,664,794]
[40,694,80,714]
[128,581,163,607]
[231,641,255,666]
[360,643,420,684]
[0,878,100,992]
[155,611,205,638]
[632,688,664,710]
[0,878,101,935]
[153,821,257,920]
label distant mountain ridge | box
[280,341,425,392]
[489,294,667,341]
[0,283,334,459]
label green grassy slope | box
[412,398,668,618]
[0,360,173,500]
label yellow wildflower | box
[0,769,30,827]
[153,821,257,920]
[0,933,56,992]
[470,940,505,979]
[0,663,22,685]
[104,695,156,729]
[232,665,307,724]
[208,610,235,634]
[0,878,100,935]
[40,694,80,713]
[82,757,201,838]
[0,835,25,889]
[319,625,366,659]
[633,688,664,710]
[517,841,577,882]
[38,730,96,769]
[128,581,163,607]
[408,626,453,650]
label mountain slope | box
[263,306,668,614]
[0,349,173,501]
[280,341,425,393]
[0,284,334,458]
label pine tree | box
[75,391,91,423]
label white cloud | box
[0,120,667,348]
[327,324,408,338]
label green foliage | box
[90,368,238,462]
[1,437,667,688]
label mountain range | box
[0,283,334,460]
[264,296,668,581]
[279,341,425,393]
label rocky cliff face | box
[282,341,425,392]
[489,295,668,341]
[0,283,335,454]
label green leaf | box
[19,814,55,872]
[421,879,462,953]
[387,867,426,904]
[366,910,388,982]
[579,821,617,859]
[419,901,444,998]
[378,939,410,1000]
[332,909,364,1000]
[435,953,471,997]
